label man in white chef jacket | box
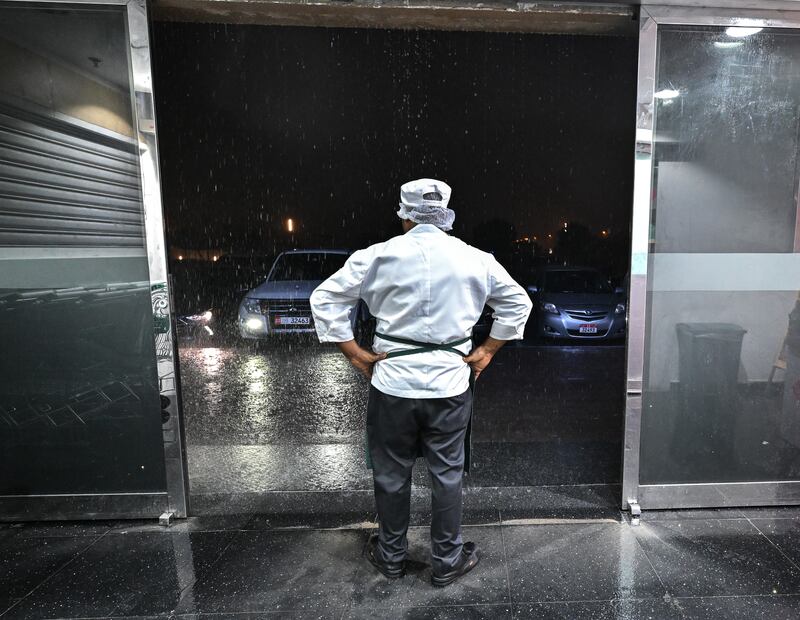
[310,179,532,587]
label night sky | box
[152,23,637,256]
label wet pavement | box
[178,340,626,514]
[3,507,800,618]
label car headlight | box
[615,303,626,315]
[242,298,261,314]
[186,310,212,323]
[542,302,559,315]
[245,317,263,331]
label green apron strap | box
[374,331,471,359]
[367,332,477,474]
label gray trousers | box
[366,385,472,573]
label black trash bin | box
[674,322,747,458]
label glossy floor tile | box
[503,522,665,603]
[749,518,800,568]
[345,604,513,619]
[0,533,97,600]
[513,598,683,619]
[5,530,234,619]
[349,526,509,609]
[174,529,368,614]
[5,510,800,619]
[674,594,800,619]
[633,519,800,597]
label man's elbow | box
[521,294,533,316]
[309,287,325,315]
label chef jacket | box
[310,224,533,399]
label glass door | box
[0,0,186,519]
[623,6,800,511]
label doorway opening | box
[152,22,638,519]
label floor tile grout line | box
[744,516,800,574]
[349,602,533,610]
[498,511,514,607]
[164,528,248,617]
[509,595,687,606]
[107,528,248,618]
[507,593,800,608]
[671,592,800,600]
[194,518,622,534]
[0,529,112,619]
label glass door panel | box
[634,22,800,504]
[0,1,184,519]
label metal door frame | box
[0,0,188,520]
[622,4,800,511]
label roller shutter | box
[0,101,145,249]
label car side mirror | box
[526,285,538,294]
[614,287,625,295]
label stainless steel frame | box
[0,0,188,520]
[622,4,800,511]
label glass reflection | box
[0,6,165,494]
[640,26,800,484]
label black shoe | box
[431,542,481,587]
[366,534,406,579]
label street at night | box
[179,336,626,513]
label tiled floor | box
[2,508,800,619]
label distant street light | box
[286,218,294,233]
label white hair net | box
[397,178,455,231]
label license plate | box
[274,316,311,326]
[579,324,598,334]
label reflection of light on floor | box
[243,355,267,379]
[312,443,360,489]
[180,346,233,377]
[187,444,370,493]
[240,352,276,428]
[308,351,351,392]
[243,355,271,396]
[305,351,356,436]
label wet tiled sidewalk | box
[2,507,800,619]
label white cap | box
[399,178,452,209]
[397,178,455,231]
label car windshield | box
[543,270,612,294]
[269,253,347,281]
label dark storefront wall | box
[152,23,638,515]
[0,0,185,521]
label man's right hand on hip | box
[463,336,507,381]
